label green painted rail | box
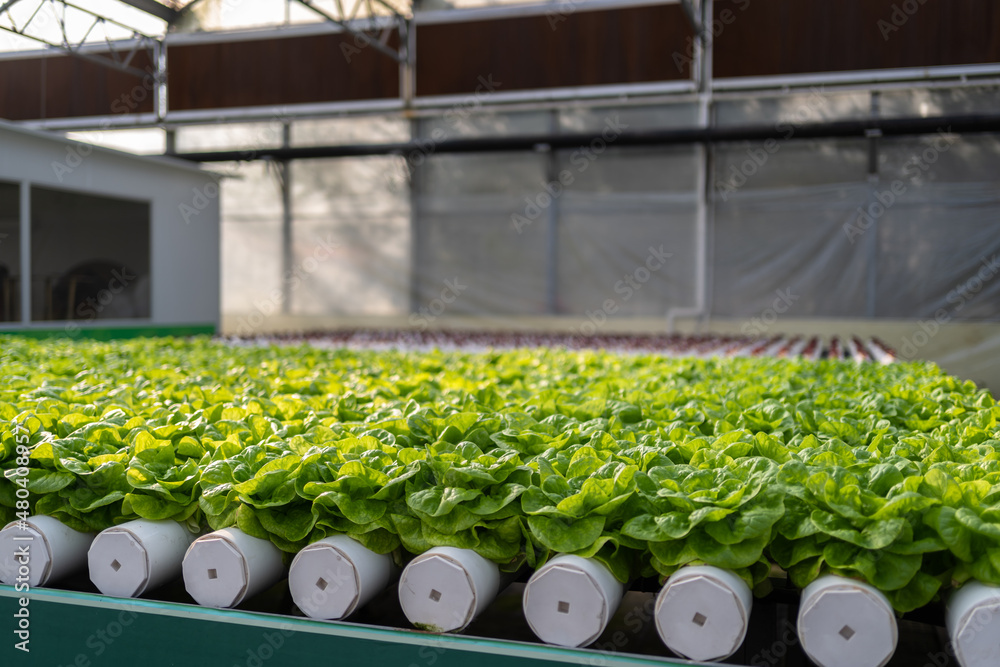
[0,324,216,340]
[0,586,704,667]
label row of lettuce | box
[1,337,999,613]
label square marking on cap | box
[207,568,218,580]
[557,601,570,614]
[429,589,442,602]
[839,625,856,640]
[316,577,328,591]
[110,560,122,572]
[692,612,707,627]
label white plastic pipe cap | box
[523,554,624,648]
[655,565,752,661]
[398,547,500,633]
[289,535,393,620]
[0,515,94,587]
[89,519,197,598]
[182,527,284,608]
[946,580,1000,667]
[797,575,898,667]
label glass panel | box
[414,152,549,315]
[560,102,699,133]
[218,161,284,319]
[712,183,875,319]
[557,205,697,321]
[713,138,869,191]
[873,134,1000,320]
[881,86,1000,119]
[419,111,550,141]
[291,117,410,146]
[30,186,150,323]
[289,156,410,316]
[555,144,699,321]
[174,122,285,153]
[714,91,871,127]
[561,144,698,194]
[712,138,873,320]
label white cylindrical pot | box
[0,515,95,587]
[797,575,898,667]
[946,580,1000,667]
[182,527,285,608]
[523,554,625,648]
[89,519,198,598]
[655,565,752,662]
[398,547,500,633]
[289,535,394,620]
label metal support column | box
[280,124,293,315]
[667,0,711,332]
[866,91,882,319]
[154,39,167,123]
[544,110,559,314]
[400,17,415,106]
[19,180,30,324]
[408,118,422,315]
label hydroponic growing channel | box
[0,335,997,667]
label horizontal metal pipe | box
[173,113,1000,162]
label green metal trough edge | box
[0,586,702,667]
[0,324,217,340]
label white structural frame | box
[5,0,998,132]
[4,0,999,332]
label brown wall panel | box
[714,0,1000,78]
[168,31,400,111]
[416,5,694,97]
[0,51,155,121]
[0,59,43,121]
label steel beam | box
[293,0,405,63]
[0,0,162,78]
[173,113,1000,163]
[117,0,178,23]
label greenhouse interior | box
[1,1,1000,666]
